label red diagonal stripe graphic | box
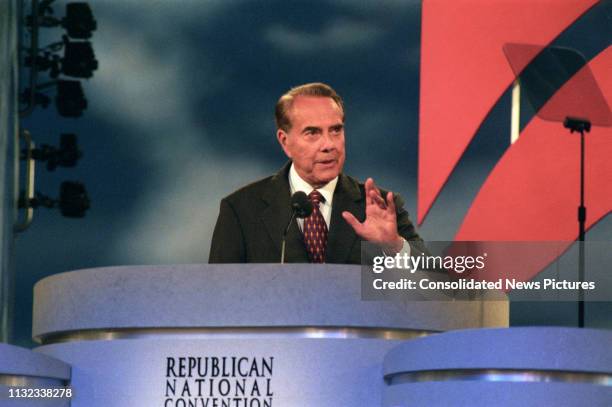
[418,0,599,224]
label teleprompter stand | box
[503,44,611,328]
[563,117,590,327]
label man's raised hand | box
[342,178,404,254]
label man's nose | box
[320,131,336,151]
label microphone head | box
[291,191,313,218]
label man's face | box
[277,96,346,188]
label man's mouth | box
[316,159,336,166]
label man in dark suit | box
[209,83,424,264]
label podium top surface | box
[32,264,507,343]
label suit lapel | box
[260,162,309,262]
[326,174,363,263]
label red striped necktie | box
[303,190,328,263]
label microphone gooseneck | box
[281,192,313,264]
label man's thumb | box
[342,211,364,235]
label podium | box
[383,327,612,406]
[28,264,507,406]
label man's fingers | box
[365,178,375,205]
[371,179,382,197]
[366,178,388,209]
[369,189,387,209]
[366,178,382,196]
[342,211,364,235]
[386,191,396,213]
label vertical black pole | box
[578,130,586,328]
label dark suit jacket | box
[209,162,424,264]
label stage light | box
[18,181,90,219]
[58,133,81,167]
[61,38,98,78]
[62,3,97,39]
[21,1,98,117]
[28,2,97,39]
[25,133,82,171]
[56,80,87,117]
[26,37,98,79]
[59,181,90,218]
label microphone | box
[290,191,313,218]
[281,191,313,263]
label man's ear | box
[277,129,292,158]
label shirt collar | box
[288,163,338,205]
